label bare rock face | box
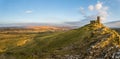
[86,20,120,58]
[80,21,120,59]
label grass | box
[0,23,120,59]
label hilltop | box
[0,16,120,59]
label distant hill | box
[0,17,120,59]
[26,26,70,31]
[0,23,72,28]
[0,26,71,34]
[105,21,120,28]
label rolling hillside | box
[0,19,120,59]
[26,26,70,31]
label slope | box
[0,20,120,59]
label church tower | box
[97,16,100,24]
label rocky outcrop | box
[49,18,120,59]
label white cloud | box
[80,7,86,17]
[80,1,109,20]
[67,1,110,26]
[97,6,108,20]
[25,10,32,14]
[103,6,108,10]
[88,5,94,11]
[80,7,84,10]
[95,1,103,10]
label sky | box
[0,0,120,24]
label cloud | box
[25,10,33,14]
[88,5,94,11]
[65,1,109,27]
[97,7,108,20]
[95,2,103,10]
[80,7,86,16]
[87,1,109,20]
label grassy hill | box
[0,21,120,59]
